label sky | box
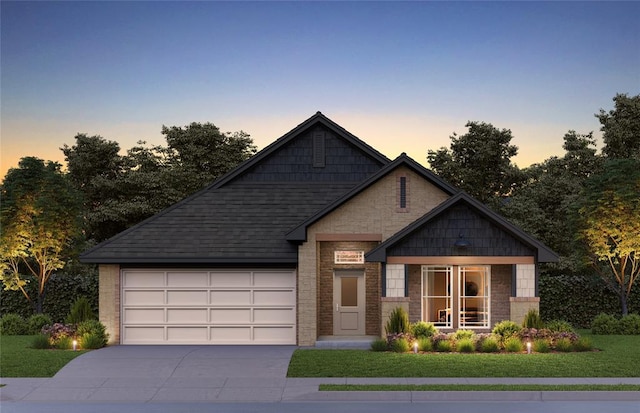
[1,1,639,179]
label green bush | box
[79,333,106,350]
[492,320,521,344]
[55,335,74,350]
[385,307,410,335]
[573,337,593,352]
[0,313,28,335]
[619,313,640,335]
[533,339,551,353]
[523,309,544,329]
[76,319,108,348]
[480,337,500,353]
[591,313,620,334]
[546,319,575,334]
[435,339,452,352]
[31,334,52,349]
[456,337,475,353]
[410,321,438,338]
[417,337,433,352]
[454,329,474,340]
[370,338,388,352]
[555,337,573,352]
[390,337,410,353]
[504,337,524,352]
[65,296,96,324]
[27,314,52,334]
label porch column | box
[99,264,120,345]
[510,264,539,325]
[380,264,409,337]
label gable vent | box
[313,132,326,167]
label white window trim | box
[421,266,453,329]
[458,266,491,329]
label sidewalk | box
[2,376,640,403]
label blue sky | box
[2,1,638,178]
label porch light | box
[454,234,470,248]
[526,341,532,354]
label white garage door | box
[121,269,296,345]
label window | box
[396,174,409,212]
[421,266,452,328]
[334,250,364,264]
[458,266,490,328]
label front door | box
[333,270,365,335]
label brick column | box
[99,264,120,345]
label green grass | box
[0,335,88,377]
[288,334,640,378]
[319,384,640,391]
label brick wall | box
[491,265,512,326]
[99,264,120,344]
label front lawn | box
[0,335,88,377]
[287,334,640,377]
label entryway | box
[333,270,365,335]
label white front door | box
[333,270,365,335]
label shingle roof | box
[80,112,389,264]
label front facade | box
[81,113,557,346]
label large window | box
[421,266,453,328]
[458,266,490,328]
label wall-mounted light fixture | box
[454,234,470,248]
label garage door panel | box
[210,308,251,323]
[121,269,296,345]
[167,272,208,286]
[124,308,165,323]
[167,327,208,341]
[253,290,295,305]
[167,290,208,305]
[211,290,251,305]
[167,309,208,323]
[123,290,164,305]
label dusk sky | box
[2,1,638,179]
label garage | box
[120,269,296,345]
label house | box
[80,112,558,346]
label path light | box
[72,339,78,351]
[413,341,418,354]
[526,341,532,354]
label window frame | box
[457,266,491,329]
[421,266,453,329]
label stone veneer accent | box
[516,264,536,297]
[99,264,120,344]
[385,264,405,297]
[380,297,410,337]
[297,166,450,346]
[317,241,380,336]
[510,297,540,325]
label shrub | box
[370,338,388,352]
[504,337,524,352]
[480,337,500,353]
[55,335,73,350]
[492,320,521,344]
[435,339,452,352]
[555,337,573,352]
[619,314,640,335]
[533,339,551,353]
[523,309,544,329]
[31,334,51,349]
[546,319,575,334]
[591,313,620,334]
[79,333,106,350]
[27,314,52,335]
[454,329,474,340]
[385,307,410,335]
[417,337,433,352]
[65,296,96,324]
[411,321,438,338]
[76,319,108,348]
[456,337,475,353]
[390,337,410,353]
[573,337,593,352]
[41,323,76,346]
[0,313,28,335]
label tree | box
[427,121,523,204]
[597,93,640,160]
[574,159,640,315]
[0,157,83,313]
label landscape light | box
[72,340,78,351]
[526,341,532,354]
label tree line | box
[1,93,638,319]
